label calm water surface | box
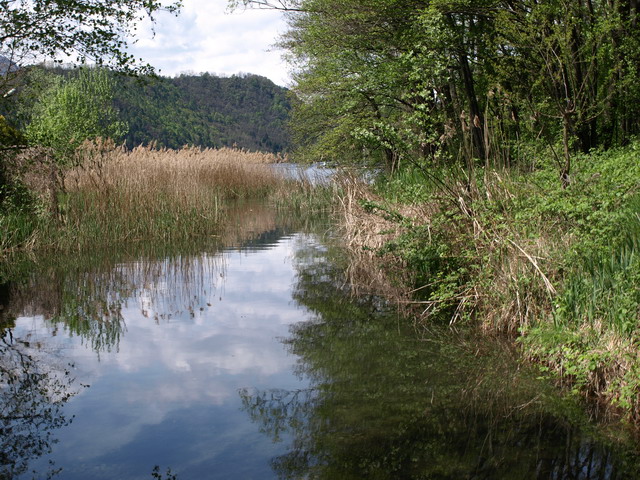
[3,230,321,479]
[2,216,640,479]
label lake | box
[1,203,639,479]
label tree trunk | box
[458,52,486,161]
[561,113,573,188]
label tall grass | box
[556,199,640,335]
[335,143,640,421]
[336,165,558,330]
[1,141,295,252]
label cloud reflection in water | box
[11,233,320,479]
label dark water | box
[1,215,640,479]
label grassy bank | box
[0,142,324,253]
[337,142,640,422]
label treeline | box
[278,0,640,174]
[3,67,292,153]
[116,72,292,153]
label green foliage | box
[352,139,640,417]
[282,0,446,169]
[379,224,462,308]
[238,0,640,422]
[519,324,611,395]
[0,0,180,73]
[0,115,24,147]
[26,68,127,165]
[247,0,640,173]
[117,72,292,152]
[553,193,640,336]
[0,211,39,251]
[0,116,36,218]
[17,68,292,153]
[505,144,640,414]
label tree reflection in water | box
[240,241,640,479]
[0,324,78,479]
[0,203,325,478]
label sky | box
[127,0,292,87]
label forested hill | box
[114,72,291,153]
[5,67,293,153]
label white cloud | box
[128,0,292,86]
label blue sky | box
[128,1,291,86]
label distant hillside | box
[114,72,292,153]
[4,67,292,153]
[0,55,18,76]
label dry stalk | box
[335,174,434,314]
[64,141,282,196]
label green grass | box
[340,141,640,421]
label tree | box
[24,68,127,216]
[0,0,181,74]
[0,0,180,211]
[26,68,128,164]
[235,0,640,177]
[492,0,639,182]
[277,0,437,170]
[233,0,499,170]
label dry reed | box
[335,174,432,313]
[334,170,563,333]
[66,141,282,196]
[8,140,289,251]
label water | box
[270,162,376,185]
[2,230,320,479]
[1,212,640,479]
[270,162,335,185]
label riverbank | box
[336,142,640,423]
[3,137,639,422]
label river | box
[1,201,639,479]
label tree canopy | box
[0,0,181,75]
[26,68,127,163]
[10,67,292,153]
[236,0,640,175]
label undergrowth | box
[338,141,640,422]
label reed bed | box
[67,141,283,197]
[2,141,293,252]
[63,142,285,249]
[336,167,567,328]
[335,173,435,316]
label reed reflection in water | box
[1,223,326,479]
